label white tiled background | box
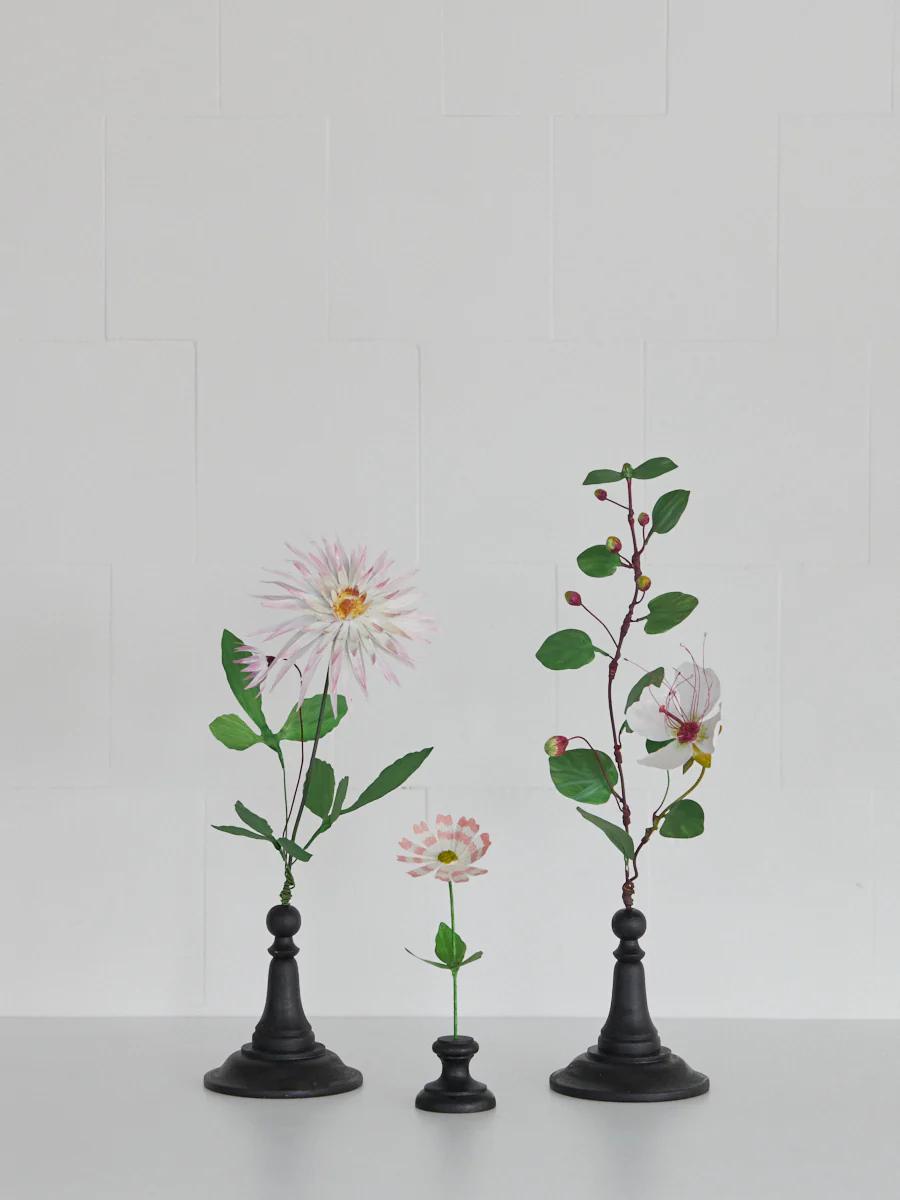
[0,2,895,1020]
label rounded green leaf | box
[660,798,705,839]
[577,807,635,859]
[583,468,624,485]
[644,591,698,635]
[651,489,690,535]
[549,748,617,805]
[278,694,348,742]
[303,758,335,819]
[435,922,466,968]
[577,544,621,577]
[632,457,677,480]
[209,713,262,751]
[536,628,595,670]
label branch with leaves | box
[536,457,722,908]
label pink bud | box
[594,488,608,501]
[544,735,569,757]
[637,512,650,527]
[637,575,651,591]
[564,590,582,607]
[606,536,622,553]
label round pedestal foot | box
[204,1043,363,1099]
[550,1046,709,1103]
[415,1035,496,1113]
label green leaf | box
[651,489,690,535]
[278,694,348,742]
[535,628,595,670]
[660,798,705,839]
[549,748,617,805]
[303,758,335,819]
[234,801,276,843]
[333,776,349,817]
[435,921,466,968]
[460,951,484,966]
[209,713,262,751]
[577,544,622,578]
[577,807,635,860]
[278,836,313,861]
[212,824,268,840]
[644,591,699,635]
[405,948,451,970]
[583,468,624,485]
[632,456,677,480]
[646,738,674,754]
[221,630,270,734]
[345,748,433,812]
[625,667,665,711]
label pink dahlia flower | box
[397,815,491,883]
[254,540,434,702]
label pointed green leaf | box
[632,457,677,480]
[651,489,690,535]
[209,713,262,751]
[644,591,698,635]
[536,628,595,670]
[278,836,313,861]
[646,738,674,754]
[332,775,349,817]
[435,922,466,968]
[577,807,635,860]
[234,801,276,842]
[583,468,624,485]
[460,951,483,966]
[344,748,433,812]
[303,758,335,820]
[625,667,665,711]
[577,544,621,578]
[213,824,268,840]
[221,630,270,733]
[405,948,451,969]
[278,693,348,742]
[660,798,705,839]
[549,748,617,805]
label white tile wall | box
[0,2,896,1018]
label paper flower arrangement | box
[399,814,491,1037]
[536,458,723,908]
[209,539,435,905]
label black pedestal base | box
[204,1042,363,1100]
[415,1035,496,1113]
[550,1045,708,1103]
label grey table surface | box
[1,1015,896,1199]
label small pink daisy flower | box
[397,815,491,883]
[236,645,272,690]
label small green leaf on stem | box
[632,457,678,480]
[459,951,484,966]
[625,667,665,711]
[278,836,313,861]
[234,801,278,844]
[344,748,433,812]
[644,591,698,635]
[303,758,335,819]
[404,948,451,969]
[583,468,624,485]
[212,824,268,840]
[577,807,635,860]
[577,544,621,578]
[435,921,467,968]
[660,798,705,839]
[650,489,690,535]
[646,738,674,753]
[278,694,348,742]
[209,713,263,751]
[333,776,349,817]
[221,630,270,734]
[549,748,617,805]
[536,628,595,670]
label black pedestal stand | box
[550,908,709,1103]
[415,1036,496,1113]
[204,904,362,1099]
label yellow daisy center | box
[437,850,458,864]
[332,586,368,621]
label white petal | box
[627,694,671,741]
[638,740,692,769]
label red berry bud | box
[606,536,622,553]
[594,488,608,501]
[544,735,569,757]
[637,575,651,591]
[564,590,582,607]
[637,512,649,527]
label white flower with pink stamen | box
[629,658,721,770]
[397,815,491,883]
[253,540,434,703]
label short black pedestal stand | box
[550,908,709,1103]
[203,904,362,1099]
[415,1036,496,1113]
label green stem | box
[449,881,458,1038]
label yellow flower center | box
[437,850,458,864]
[332,586,368,621]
